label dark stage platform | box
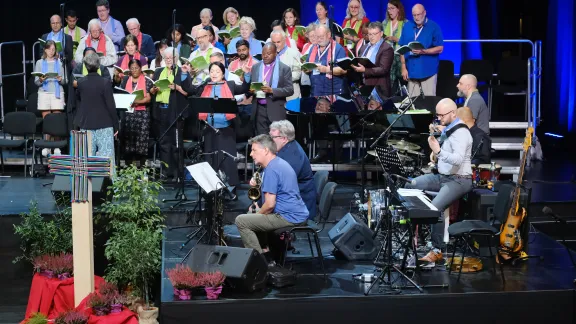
[1,159,576,323]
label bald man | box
[406,98,473,267]
[399,4,444,96]
[40,15,74,73]
[457,74,489,134]
[457,107,491,164]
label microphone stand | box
[172,9,177,76]
[370,99,413,150]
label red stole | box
[125,74,147,111]
[229,56,254,72]
[120,52,141,70]
[308,40,337,79]
[301,43,312,55]
[86,35,106,55]
[285,37,291,48]
[136,32,143,50]
[199,82,235,120]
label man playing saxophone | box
[235,134,309,264]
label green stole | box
[344,18,362,47]
[384,20,405,49]
[65,26,82,55]
[156,67,177,103]
[82,64,102,76]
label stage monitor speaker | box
[51,175,112,205]
[186,244,268,292]
[328,213,378,261]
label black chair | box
[26,92,44,137]
[436,59,456,99]
[447,184,517,282]
[313,170,329,204]
[459,59,494,111]
[0,111,37,177]
[31,113,69,176]
[273,181,338,276]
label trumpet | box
[248,167,262,201]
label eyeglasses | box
[269,135,284,139]
[436,110,454,118]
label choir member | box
[220,7,241,47]
[95,0,125,51]
[119,59,153,164]
[75,19,117,77]
[189,26,223,86]
[228,40,257,115]
[353,22,393,98]
[266,20,297,49]
[270,31,302,110]
[227,17,262,56]
[113,35,149,85]
[281,8,306,51]
[167,24,192,59]
[190,8,220,39]
[149,39,169,70]
[342,0,370,50]
[193,24,226,53]
[314,1,341,43]
[64,10,86,58]
[383,0,408,95]
[123,18,156,63]
[39,15,74,74]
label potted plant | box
[166,264,200,300]
[99,165,164,323]
[32,254,53,279]
[50,253,73,280]
[97,281,126,313]
[86,292,110,316]
[54,310,89,324]
[199,271,226,300]
[24,312,48,324]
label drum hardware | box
[388,139,421,151]
[472,163,501,188]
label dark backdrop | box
[0,0,558,134]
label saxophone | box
[248,167,262,201]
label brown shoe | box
[418,250,443,265]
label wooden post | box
[71,181,95,306]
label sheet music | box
[397,188,424,196]
[186,162,225,193]
[113,94,136,113]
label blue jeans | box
[83,127,116,177]
[406,173,473,249]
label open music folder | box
[186,162,226,194]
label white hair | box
[270,120,295,141]
[239,16,256,31]
[125,18,140,27]
[200,8,213,17]
[162,46,179,63]
[87,19,101,32]
[270,30,286,40]
[345,0,366,20]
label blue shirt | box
[262,157,309,224]
[309,43,348,96]
[227,37,263,55]
[194,41,227,54]
[399,18,444,79]
[277,141,316,220]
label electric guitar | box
[498,127,533,260]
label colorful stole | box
[308,40,337,79]
[199,82,235,120]
[125,74,147,111]
[86,35,106,55]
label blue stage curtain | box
[546,0,576,132]
[299,0,482,73]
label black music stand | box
[374,145,407,177]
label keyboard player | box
[405,98,473,267]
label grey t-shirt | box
[465,91,490,134]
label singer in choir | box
[189,26,223,86]
[314,1,341,42]
[228,40,257,115]
[270,31,302,112]
[383,0,408,95]
[40,15,74,74]
[282,8,306,51]
[64,10,87,58]
[342,0,370,51]
[352,22,394,98]
[220,7,241,47]
[95,0,125,51]
[123,18,156,63]
[227,17,263,56]
[197,62,245,194]
[35,40,66,157]
[150,47,195,181]
[266,20,297,49]
[120,59,153,164]
[113,34,149,85]
[190,8,220,39]
[193,25,226,54]
[149,39,169,71]
[75,19,117,77]
[167,24,192,60]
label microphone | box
[207,81,225,85]
[201,119,219,134]
[220,150,242,162]
[392,174,416,186]
[542,206,566,223]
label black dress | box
[120,76,154,156]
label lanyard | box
[414,26,424,40]
[316,44,331,62]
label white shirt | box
[189,44,223,85]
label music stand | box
[374,145,407,176]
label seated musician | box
[268,120,316,220]
[457,107,491,165]
[119,59,153,165]
[406,98,473,267]
[196,62,245,195]
[235,134,309,263]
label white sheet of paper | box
[113,94,136,113]
[186,162,226,193]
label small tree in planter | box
[166,264,201,300]
[199,271,226,300]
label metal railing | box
[0,41,27,121]
[31,41,40,66]
[443,39,542,134]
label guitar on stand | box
[498,127,534,262]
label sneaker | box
[418,250,444,268]
[53,148,61,155]
[41,148,50,157]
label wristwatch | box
[435,149,441,155]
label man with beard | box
[456,74,489,134]
[188,26,223,86]
[229,39,257,115]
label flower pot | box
[57,272,71,280]
[173,287,192,300]
[137,306,159,324]
[92,305,110,316]
[40,270,54,279]
[110,303,123,313]
[204,286,222,300]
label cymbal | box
[388,139,421,151]
[406,150,425,156]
